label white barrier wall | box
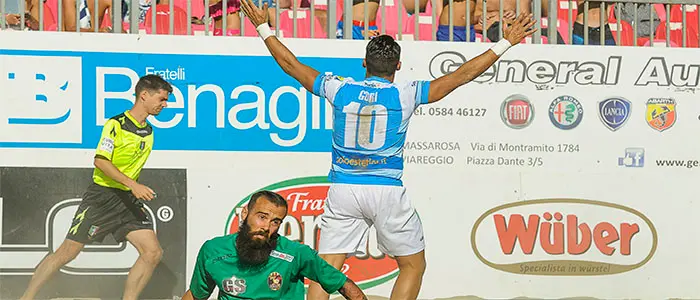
[1,30,699,300]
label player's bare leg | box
[307,253,348,300]
[390,250,426,300]
[20,239,84,300]
[123,229,163,300]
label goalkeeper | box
[182,190,367,300]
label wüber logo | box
[224,176,398,289]
[470,199,657,276]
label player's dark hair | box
[247,190,288,211]
[135,74,173,97]
[365,35,401,78]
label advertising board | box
[2,30,700,299]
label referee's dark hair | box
[247,190,288,211]
[135,74,173,97]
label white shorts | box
[318,183,425,257]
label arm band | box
[256,23,273,40]
[490,39,512,56]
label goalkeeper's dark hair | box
[247,190,288,211]
[365,35,401,77]
[135,74,173,97]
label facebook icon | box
[618,148,645,167]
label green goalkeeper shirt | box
[189,233,348,300]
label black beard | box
[236,218,279,267]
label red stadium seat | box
[278,8,325,38]
[654,20,699,47]
[41,1,58,31]
[665,4,699,46]
[662,3,699,34]
[558,0,577,24]
[604,4,635,46]
[144,4,190,35]
[173,0,209,32]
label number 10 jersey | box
[312,73,431,187]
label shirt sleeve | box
[312,73,348,106]
[398,80,431,112]
[189,242,216,300]
[297,245,347,293]
[94,119,121,161]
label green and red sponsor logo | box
[225,176,398,289]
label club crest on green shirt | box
[221,276,246,296]
[267,272,283,291]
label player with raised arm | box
[20,75,172,300]
[239,0,536,298]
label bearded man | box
[182,190,367,300]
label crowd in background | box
[2,0,697,47]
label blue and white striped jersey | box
[313,73,431,186]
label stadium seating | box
[41,1,57,30]
[4,0,698,48]
[278,8,326,38]
[605,4,635,46]
[143,4,190,34]
[540,17,569,43]
[402,0,439,40]
[558,0,576,23]
[375,0,409,38]
[652,20,699,47]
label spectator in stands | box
[134,0,169,25]
[3,12,39,29]
[204,0,241,35]
[3,13,22,27]
[194,0,287,36]
[614,3,660,41]
[474,0,529,37]
[336,0,380,39]
[301,0,328,35]
[2,0,42,30]
[60,0,154,32]
[61,0,119,31]
[571,0,615,45]
[437,0,477,41]
[403,0,428,14]
[23,0,42,29]
[476,0,564,43]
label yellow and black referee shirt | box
[93,111,154,191]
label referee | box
[182,190,368,300]
[20,74,173,300]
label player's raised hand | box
[502,12,538,46]
[240,0,269,28]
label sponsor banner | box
[471,199,657,276]
[185,168,700,299]
[0,167,188,300]
[1,31,700,169]
[3,31,700,299]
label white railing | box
[1,0,699,47]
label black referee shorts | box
[66,183,154,244]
